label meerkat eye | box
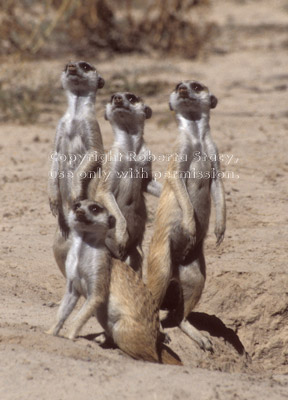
[89,204,102,214]
[79,62,93,72]
[191,82,204,93]
[127,94,138,104]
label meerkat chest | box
[66,238,103,297]
[59,118,92,170]
[177,142,212,194]
[110,154,146,192]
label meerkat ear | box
[169,102,174,111]
[98,76,105,89]
[210,95,218,109]
[144,106,152,119]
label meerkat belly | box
[59,120,91,204]
[73,247,103,297]
[187,159,211,231]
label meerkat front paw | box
[116,226,129,253]
[49,198,59,217]
[182,219,197,246]
[215,223,225,246]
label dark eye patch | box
[79,62,94,72]
[191,82,204,93]
[89,203,103,215]
[126,93,139,104]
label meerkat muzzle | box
[179,87,188,98]
[113,96,124,107]
[68,64,77,75]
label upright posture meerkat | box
[147,80,226,351]
[48,61,105,275]
[47,200,181,365]
[95,92,161,275]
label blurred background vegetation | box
[0,0,214,57]
[0,0,216,123]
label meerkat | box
[47,200,182,365]
[95,92,162,276]
[147,80,226,351]
[48,60,105,275]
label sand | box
[0,1,287,399]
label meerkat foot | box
[45,325,59,336]
[94,332,107,344]
[159,331,171,344]
[180,319,213,352]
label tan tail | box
[159,344,182,366]
[116,336,182,365]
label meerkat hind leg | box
[67,295,103,340]
[46,283,80,336]
[177,252,213,352]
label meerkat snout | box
[66,63,77,74]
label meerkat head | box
[104,92,152,133]
[169,81,217,118]
[61,61,105,96]
[68,200,115,234]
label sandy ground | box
[0,1,288,399]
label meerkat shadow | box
[80,332,118,349]
[186,312,245,355]
[160,280,245,355]
[162,311,245,355]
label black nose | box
[114,95,123,106]
[67,63,77,75]
[75,208,85,216]
[178,86,188,97]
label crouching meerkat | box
[147,80,226,351]
[48,61,105,275]
[47,200,182,365]
[95,92,162,276]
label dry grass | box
[0,0,213,58]
[0,0,214,122]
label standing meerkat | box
[48,61,105,275]
[95,92,161,276]
[47,200,182,366]
[147,80,226,351]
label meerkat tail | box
[118,341,182,365]
[158,344,183,366]
[113,319,182,365]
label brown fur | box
[95,92,161,276]
[147,81,226,350]
[48,61,105,275]
[47,200,181,365]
